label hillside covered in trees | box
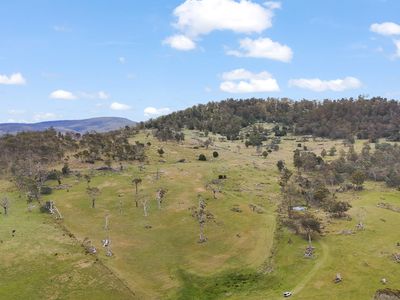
[145,97,400,141]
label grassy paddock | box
[1,130,399,299]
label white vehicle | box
[283,291,292,297]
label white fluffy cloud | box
[163,34,196,51]
[144,106,171,118]
[49,89,77,100]
[165,0,280,50]
[289,77,362,92]
[144,107,171,117]
[220,68,279,93]
[110,102,131,111]
[227,37,293,62]
[79,91,110,100]
[0,73,26,85]
[370,22,400,36]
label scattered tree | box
[132,178,142,196]
[351,170,366,189]
[86,187,100,208]
[193,195,208,243]
[156,188,167,209]
[1,197,9,215]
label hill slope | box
[0,117,136,134]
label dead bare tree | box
[1,197,9,215]
[206,183,220,199]
[192,195,208,243]
[141,198,150,217]
[104,214,110,230]
[86,187,100,208]
[156,188,167,209]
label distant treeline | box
[144,97,400,141]
[0,128,145,175]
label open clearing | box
[1,131,399,299]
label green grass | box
[0,181,134,300]
[1,130,400,299]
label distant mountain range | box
[0,117,136,135]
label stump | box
[304,245,315,258]
[334,273,342,283]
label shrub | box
[62,163,70,175]
[46,170,59,180]
[198,154,207,161]
[40,186,53,195]
[213,151,219,158]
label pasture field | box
[1,130,399,299]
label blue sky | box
[1,0,400,123]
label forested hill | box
[0,117,136,135]
[145,97,400,141]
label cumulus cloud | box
[370,22,400,36]
[144,107,171,117]
[227,37,293,62]
[49,89,77,100]
[110,102,131,111]
[220,68,280,93]
[0,73,26,85]
[79,91,110,100]
[289,77,362,92]
[163,34,196,51]
[165,0,280,50]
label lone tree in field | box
[156,188,167,209]
[1,197,9,215]
[262,151,269,159]
[193,195,208,243]
[213,151,219,159]
[86,187,100,208]
[132,177,142,207]
[132,178,142,195]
